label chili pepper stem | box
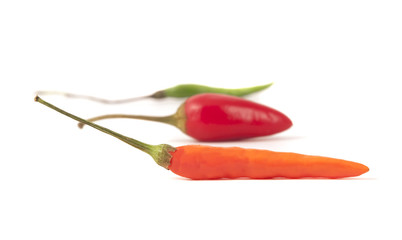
[78,114,173,128]
[77,104,187,133]
[34,96,175,169]
[35,91,150,104]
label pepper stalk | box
[34,96,175,169]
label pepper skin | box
[169,145,369,180]
[184,94,292,141]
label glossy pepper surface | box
[80,93,293,141]
[35,96,369,180]
[184,93,292,141]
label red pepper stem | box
[77,104,187,133]
[77,114,175,129]
[34,96,175,169]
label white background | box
[1,1,401,239]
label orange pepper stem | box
[34,96,175,169]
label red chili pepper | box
[184,93,292,141]
[35,96,369,180]
[79,93,292,141]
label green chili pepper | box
[159,83,273,98]
[36,82,273,104]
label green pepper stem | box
[34,96,175,169]
[35,91,150,104]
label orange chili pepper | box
[35,96,369,180]
[169,145,368,179]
